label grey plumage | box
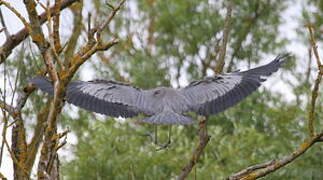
[30,53,289,125]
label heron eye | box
[154,90,161,95]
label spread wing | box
[30,77,146,118]
[180,53,290,115]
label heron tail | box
[142,110,194,125]
[29,76,54,95]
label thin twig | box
[214,1,233,73]
[0,0,78,64]
[0,100,16,116]
[10,65,20,107]
[96,0,126,41]
[87,12,92,41]
[42,0,65,71]
[0,0,31,32]
[63,1,84,62]
[26,103,49,174]
[0,7,10,38]
[307,25,321,67]
[0,67,8,169]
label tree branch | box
[227,133,323,180]
[53,0,62,53]
[0,7,10,38]
[0,0,31,32]
[22,1,63,179]
[25,103,49,175]
[307,25,322,137]
[66,0,124,80]
[11,115,28,179]
[0,84,35,179]
[0,0,79,64]
[214,1,233,73]
[177,117,211,180]
[96,0,126,41]
[36,1,124,179]
[63,2,83,61]
[226,160,276,180]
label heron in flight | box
[30,54,289,125]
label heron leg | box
[156,125,172,151]
[142,125,172,150]
[154,124,158,144]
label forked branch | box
[0,0,79,64]
[227,133,323,180]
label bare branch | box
[0,100,16,116]
[96,0,126,41]
[227,161,276,180]
[42,1,65,71]
[53,0,62,53]
[64,2,83,61]
[1,102,29,178]
[11,116,28,179]
[307,25,322,137]
[23,0,52,52]
[177,2,232,178]
[26,103,49,174]
[227,133,323,180]
[177,117,211,180]
[0,0,31,32]
[3,126,29,177]
[0,7,10,38]
[66,0,125,79]
[307,26,322,67]
[37,1,124,178]
[23,1,63,178]
[0,0,79,64]
[214,1,233,73]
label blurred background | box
[0,0,322,179]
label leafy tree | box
[0,0,322,180]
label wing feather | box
[30,77,146,118]
[180,53,290,115]
[65,80,143,117]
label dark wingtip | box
[241,53,291,77]
[274,53,291,64]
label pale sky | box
[0,0,321,179]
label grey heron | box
[30,53,289,125]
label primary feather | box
[180,53,289,115]
[30,53,290,125]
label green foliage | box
[58,0,323,179]
[2,0,322,179]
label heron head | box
[153,87,168,97]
